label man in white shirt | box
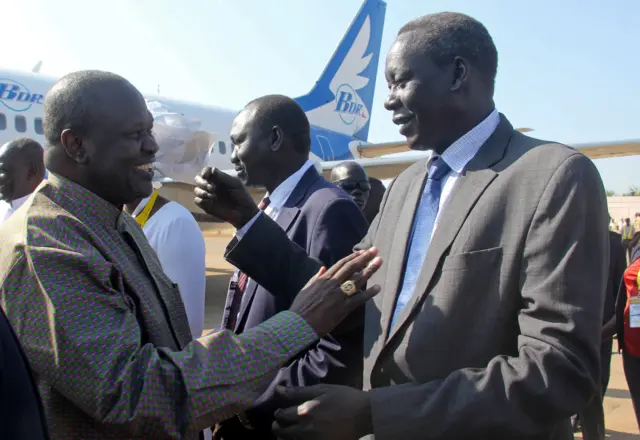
[0,138,47,226]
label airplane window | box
[0,113,5,130]
[219,141,226,155]
[34,118,44,135]
[15,115,26,133]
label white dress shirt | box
[236,159,316,237]
[0,170,49,226]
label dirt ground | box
[202,235,639,439]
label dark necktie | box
[226,196,271,330]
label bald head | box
[44,70,138,149]
[0,138,45,202]
[331,161,368,182]
[42,69,158,207]
[243,94,311,154]
[230,94,311,190]
[331,161,370,210]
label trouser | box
[601,338,613,395]
[623,350,640,429]
[622,239,632,263]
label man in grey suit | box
[195,12,609,440]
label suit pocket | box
[441,246,503,271]
[431,246,507,325]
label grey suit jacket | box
[226,114,610,440]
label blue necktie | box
[390,157,451,329]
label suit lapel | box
[119,215,193,348]
[379,160,431,340]
[384,115,514,346]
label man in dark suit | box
[215,94,368,439]
[196,12,609,440]
[0,304,50,439]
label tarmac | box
[201,234,640,439]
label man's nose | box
[230,146,239,164]
[144,135,160,155]
[384,90,399,111]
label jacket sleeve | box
[224,177,396,300]
[366,154,610,439]
[1,225,318,439]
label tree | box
[606,190,616,197]
[624,186,640,196]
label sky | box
[2,0,638,194]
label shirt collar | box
[10,193,31,210]
[7,169,50,210]
[44,172,123,230]
[437,108,500,174]
[265,160,315,212]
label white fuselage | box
[0,69,248,176]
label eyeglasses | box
[334,179,371,192]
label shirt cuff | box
[234,211,262,240]
[256,311,318,357]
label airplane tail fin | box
[295,0,386,142]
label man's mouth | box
[134,163,155,180]
[392,114,415,135]
[135,163,153,173]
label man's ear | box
[270,126,284,152]
[60,129,89,164]
[450,56,468,92]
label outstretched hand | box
[290,247,382,337]
[272,384,372,440]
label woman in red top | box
[607,232,640,428]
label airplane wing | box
[353,138,640,162]
[319,154,428,181]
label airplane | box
[0,0,638,215]
[0,0,386,185]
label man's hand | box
[194,167,259,229]
[272,384,372,440]
[290,248,382,337]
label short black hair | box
[245,94,311,154]
[43,70,130,148]
[398,12,498,87]
[0,137,45,174]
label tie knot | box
[258,197,271,211]
[428,157,451,181]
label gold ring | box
[340,280,357,296]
